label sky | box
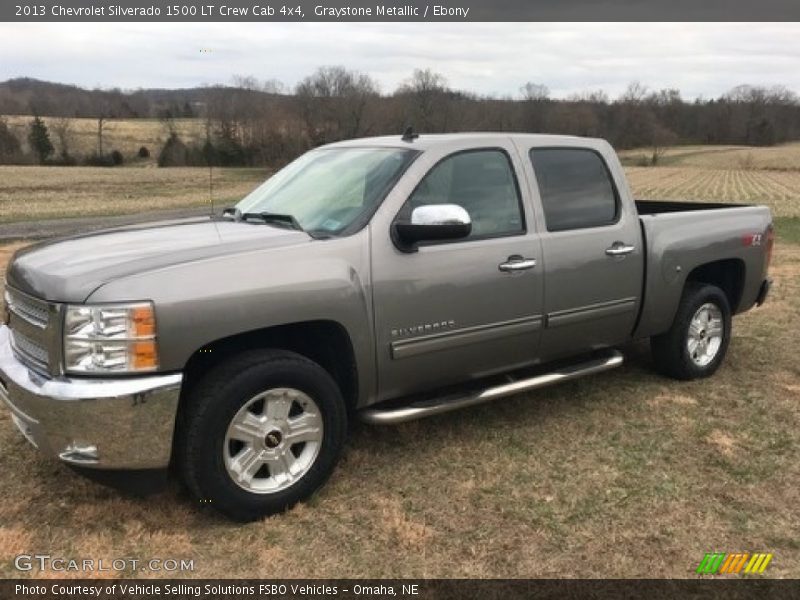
[1,22,799,99]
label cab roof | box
[323,132,607,152]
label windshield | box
[235,147,418,236]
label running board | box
[360,350,624,425]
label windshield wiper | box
[222,207,327,238]
[241,211,305,232]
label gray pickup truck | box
[1,133,773,521]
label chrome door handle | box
[499,257,537,272]
[605,243,635,256]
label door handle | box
[605,242,635,257]
[499,256,537,272]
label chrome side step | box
[360,350,624,425]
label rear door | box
[521,143,644,359]
[369,140,545,401]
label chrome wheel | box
[223,388,323,494]
[687,302,724,367]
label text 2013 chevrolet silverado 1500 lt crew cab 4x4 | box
[1,133,773,520]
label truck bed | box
[633,200,772,341]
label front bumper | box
[0,325,182,469]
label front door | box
[370,144,545,401]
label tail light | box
[765,225,775,271]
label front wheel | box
[651,283,732,380]
[177,350,347,521]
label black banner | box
[3,579,800,600]
[3,0,800,22]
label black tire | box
[176,349,347,522]
[650,283,732,381]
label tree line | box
[1,69,799,167]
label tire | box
[176,349,347,522]
[650,283,732,381]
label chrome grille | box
[10,329,50,373]
[4,287,58,375]
[5,288,48,328]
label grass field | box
[4,116,205,163]
[620,142,800,218]
[620,142,800,171]
[626,167,800,217]
[3,165,798,222]
[0,166,267,222]
[0,138,799,224]
[0,143,798,579]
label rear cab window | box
[529,148,619,231]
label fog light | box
[58,443,99,465]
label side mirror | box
[394,204,472,248]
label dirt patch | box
[705,430,739,457]
[648,392,698,408]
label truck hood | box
[6,217,310,302]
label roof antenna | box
[401,125,419,142]
[208,161,214,217]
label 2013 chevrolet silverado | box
[0,133,773,521]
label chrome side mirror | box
[394,204,472,249]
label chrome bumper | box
[0,325,182,469]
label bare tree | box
[395,68,451,132]
[295,66,379,144]
[50,116,75,159]
[649,121,678,165]
[520,82,549,102]
[620,81,649,104]
[260,79,285,94]
[519,82,550,131]
[569,90,610,104]
[159,112,178,138]
[96,116,105,155]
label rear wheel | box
[177,349,347,521]
[651,283,731,380]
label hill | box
[0,77,280,119]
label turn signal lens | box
[131,340,158,371]
[131,305,156,337]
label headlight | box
[63,302,158,373]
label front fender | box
[87,232,376,404]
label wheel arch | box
[179,320,359,414]
[685,258,746,313]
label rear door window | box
[530,148,619,231]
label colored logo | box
[696,552,773,575]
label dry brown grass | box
[3,116,205,163]
[4,163,797,223]
[0,239,797,578]
[626,166,800,217]
[619,142,800,171]
[621,142,800,217]
[0,166,267,222]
